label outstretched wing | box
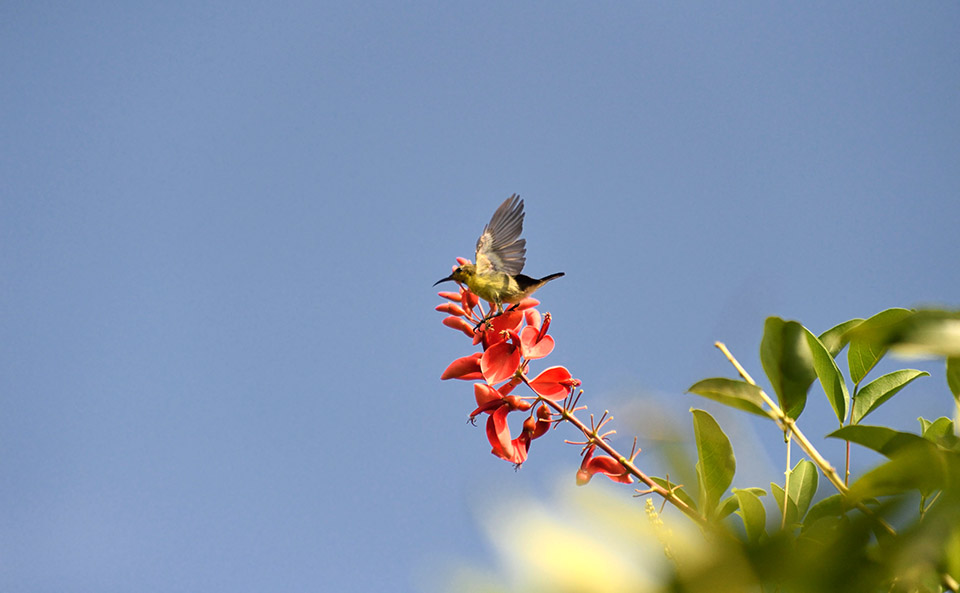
[475,194,526,276]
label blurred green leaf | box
[691,408,735,519]
[948,357,960,401]
[850,369,929,425]
[819,318,864,358]
[803,493,845,529]
[688,378,768,416]
[733,488,766,542]
[885,310,960,358]
[847,443,953,500]
[803,326,850,425]
[651,476,697,511]
[828,425,931,457]
[847,309,960,370]
[787,459,818,520]
[761,317,816,419]
[947,524,960,585]
[846,308,913,385]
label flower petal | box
[576,445,632,484]
[528,365,576,400]
[478,311,525,349]
[520,326,555,360]
[474,382,502,408]
[509,435,530,464]
[524,309,542,330]
[515,297,540,310]
[442,316,476,338]
[440,353,483,380]
[481,340,521,385]
[461,289,479,311]
[486,407,515,461]
[436,302,467,316]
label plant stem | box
[518,373,709,528]
[713,342,896,535]
[715,342,847,492]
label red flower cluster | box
[437,262,581,464]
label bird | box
[434,194,564,322]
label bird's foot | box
[473,308,508,332]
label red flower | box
[476,309,524,349]
[440,353,483,381]
[480,330,522,384]
[435,302,468,317]
[524,308,542,330]
[472,381,535,464]
[527,366,580,400]
[487,406,522,462]
[436,265,585,468]
[576,445,633,485]
[519,312,554,360]
[470,381,520,417]
[437,291,464,303]
[442,316,476,338]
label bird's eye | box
[454,267,461,273]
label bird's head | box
[433,264,476,286]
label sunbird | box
[434,195,564,320]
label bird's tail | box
[539,272,565,283]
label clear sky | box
[2,3,959,592]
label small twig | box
[517,373,709,527]
[782,437,792,530]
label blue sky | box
[2,3,959,591]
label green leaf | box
[691,409,736,519]
[771,482,798,527]
[847,444,953,500]
[688,378,768,416]
[883,310,960,358]
[733,488,766,542]
[760,317,816,419]
[819,318,864,358]
[803,326,850,425]
[846,308,913,385]
[770,461,818,529]
[802,493,845,529]
[717,494,739,520]
[850,369,929,425]
[947,524,960,586]
[846,309,960,376]
[650,476,697,511]
[740,486,768,497]
[787,459,818,520]
[919,417,960,452]
[828,425,931,458]
[920,416,954,440]
[721,486,767,521]
[948,357,960,401]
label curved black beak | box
[433,274,455,287]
